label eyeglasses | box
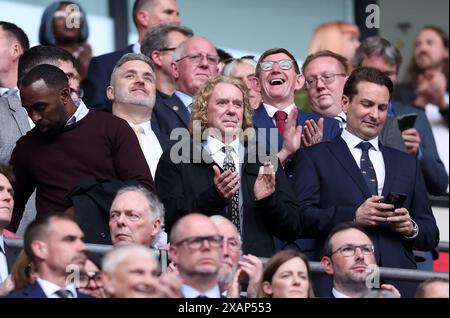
[173,235,224,250]
[305,73,346,89]
[259,59,295,72]
[110,210,142,222]
[175,53,219,65]
[78,271,102,288]
[330,244,375,257]
[159,47,176,52]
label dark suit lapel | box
[163,94,190,128]
[8,95,30,135]
[380,143,396,197]
[25,282,47,297]
[328,137,372,197]
[4,242,19,271]
[253,106,283,151]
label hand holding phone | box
[383,192,407,209]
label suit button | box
[100,232,106,238]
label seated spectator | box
[77,252,105,298]
[321,222,401,298]
[415,277,449,298]
[39,1,92,81]
[259,250,314,298]
[9,249,36,293]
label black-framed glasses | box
[305,73,346,89]
[259,59,294,71]
[159,47,176,52]
[330,244,375,257]
[175,53,219,65]
[78,271,102,288]
[173,235,224,249]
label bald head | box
[170,213,220,243]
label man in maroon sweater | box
[8,64,154,232]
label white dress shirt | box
[0,235,8,283]
[174,90,193,112]
[128,120,163,177]
[181,284,222,298]
[66,99,90,126]
[36,277,78,298]
[341,128,385,195]
[263,103,296,126]
[332,288,351,298]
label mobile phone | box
[383,192,407,209]
[397,113,417,132]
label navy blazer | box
[4,241,19,273]
[83,45,134,112]
[391,101,448,196]
[293,136,439,297]
[252,105,341,153]
[153,94,190,140]
[6,282,93,298]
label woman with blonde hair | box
[309,21,360,66]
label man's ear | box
[171,61,179,79]
[341,94,350,113]
[251,76,261,93]
[321,256,335,276]
[294,74,305,91]
[106,85,115,102]
[135,9,149,29]
[151,218,161,237]
[31,240,48,261]
[151,50,163,67]
[60,87,71,104]
[168,244,178,265]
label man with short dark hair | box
[84,0,181,111]
[7,213,90,298]
[8,64,154,232]
[294,67,439,297]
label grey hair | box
[221,57,257,77]
[114,185,165,227]
[172,40,187,62]
[141,23,193,57]
[209,215,242,245]
[354,36,402,73]
[110,52,155,85]
[102,244,158,273]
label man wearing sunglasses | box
[321,222,400,298]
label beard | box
[218,263,238,286]
[115,90,155,109]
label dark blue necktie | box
[357,142,378,196]
[55,289,73,298]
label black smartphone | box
[383,192,407,209]
[397,113,417,131]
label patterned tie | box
[187,103,193,113]
[223,146,240,233]
[356,142,378,196]
[54,289,73,298]
[1,88,18,98]
[274,111,288,136]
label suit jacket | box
[153,94,190,140]
[293,136,439,297]
[83,45,134,112]
[0,95,30,164]
[6,281,92,298]
[378,117,406,152]
[0,95,37,235]
[4,241,19,274]
[155,140,303,257]
[151,115,175,152]
[252,105,341,154]
[391,101,448,196]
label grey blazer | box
[0,95,36,234]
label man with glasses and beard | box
[8,64,153,232]
[321,222,400,298]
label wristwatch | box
[405,219,419,239]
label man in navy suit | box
[153,37,219,139]
[7,213,91,298]
[251,48,341,168]
[109,53,172,178]
[293,67,439,297]
[84,0,181,111]
[354,36,448,196]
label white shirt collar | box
[204,136,240,157]
[181,284,222,298]
[36,277,78,298]
[0,234,4,253]
[66,99,89,126]
[0,87,19,97]
[129,120,152,135]
[174,90,193,109]
[332,287,351,298]
[263,103,295,118]
[341,128,380,152]
[132,42,141,54]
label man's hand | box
[157,269,183,298]
[380,284,401,297]
[355,195,395,226]
[240,254,263,298]
[253,162,275,200]
[386,208,414,236]
[414,70,447,110]
[401,128,421,156]
[0,275,14,296]
[278,108,302,165]
[301,118,324,147]
[213,165,240,201]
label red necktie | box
[274,111,288,136]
